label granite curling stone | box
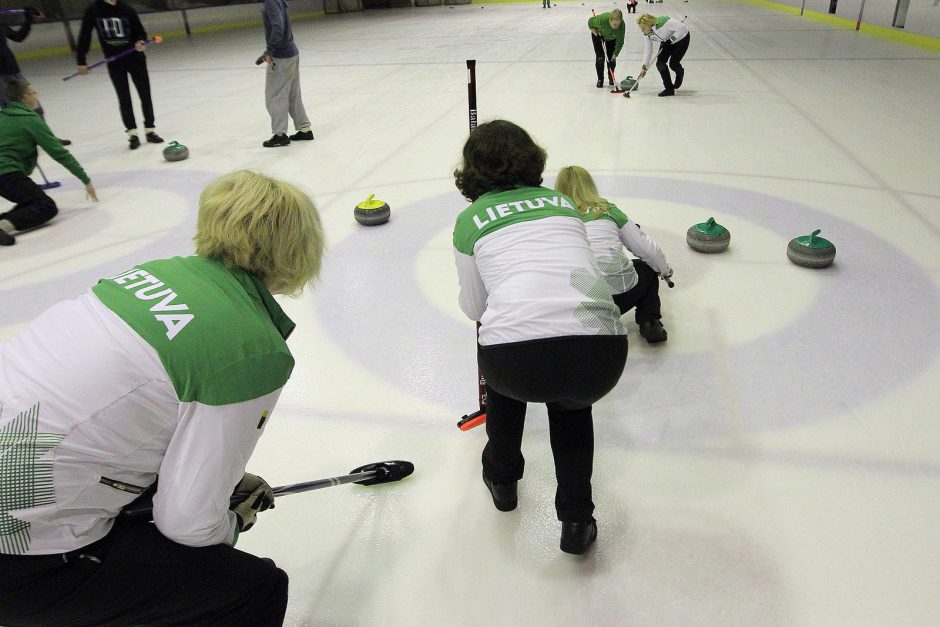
[354,194,391,226]
[787,229,836,268]
[686,217,730,253]
[162,141,189,162]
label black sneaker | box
[128,135,141,150]
[262,134,290,148]
[658,88,675,97]
[145,132,164,144]
[639,319,668,343]
[0,229,15,246]
[289,130,314,141]
[596,79,604,88]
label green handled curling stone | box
[354,194,390,226]
[687,217,730,253]
[787,229,836,268]
[162,141,189,162]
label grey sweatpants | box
[265,54,310,135]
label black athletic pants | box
[657,33,690,90]
[612,259,662,323]
[0,171,57,231]
[478,334,628,522]
[106,51,155,132]
[0,519,288,627]
[591,34,617,82]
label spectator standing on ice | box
[260,0,313,147]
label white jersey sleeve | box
[620,219,673,277]
[152,389,282,547]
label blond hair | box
[555,166,611,219]
[637,14,657,30]
[194,170,325,296]
[610,9,623,20]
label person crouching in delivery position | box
[0,170,325,626]
[453,120,628,555]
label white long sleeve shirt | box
[642,16,690,68]
[582,203,672,295]
[453,187,625,346]
[0,256,295,555]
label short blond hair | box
[637,14,657,29]
[611,9,623,20]
[555,166,611,218]
[194,170,325,296]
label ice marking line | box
[313,177,940,440]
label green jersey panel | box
[92,256,295,406]
[453,187,580,255]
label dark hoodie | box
[76,0,147,66]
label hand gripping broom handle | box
[63,36,163,81]
[120,460,414,519]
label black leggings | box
[591,34,617,81]
[0,519,288,627]
[0,171,57,231]
[106,51,155,131]
[656,33,690,90]
[478,334,628,521]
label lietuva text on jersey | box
[471,195,577,229]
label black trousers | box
[0,171,57,231]
[0,519,288,627]
[612,259,662,323]
[591,34,617,81]
[478,334,628,522]
[657,33,690,90]
[106,51,155,132]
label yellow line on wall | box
[737,0,940,51]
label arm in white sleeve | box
[152,388,283,547]
[620,219,672,277]
[642,37,653,69]
[455,249,487,321]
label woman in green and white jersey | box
[636,13,691,97]
[453,120,627,555]
[0,171,325,626]
[556,165,673,343]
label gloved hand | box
[231,473,275,532]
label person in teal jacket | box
[0,79,97,246]
[588,9,625,88]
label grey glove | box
[231,472,275,532]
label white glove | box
[231,473,275,532]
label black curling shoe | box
[145,132,164,144]
[639,319,668,343]
[561,519,597,554]
[128,135,140,150]
[658,88,675,97]
[596,79,604,88]
[289,130,314,141]
[483,476,517,512]
[0,230,15,246]
[263,133,290,148]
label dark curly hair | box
[454,120,547,201]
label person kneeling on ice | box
[555,165,673,343]
[0,170,325,626]
[0,79,97,247]
[636,13,690,97]
[453,120,627,555]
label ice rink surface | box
[2,1,940,624]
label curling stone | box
[162,141,189,162]
[787,229,836,268]
[686,217,730,253]
[354,194,390,226]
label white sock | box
[0,219,15,234]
